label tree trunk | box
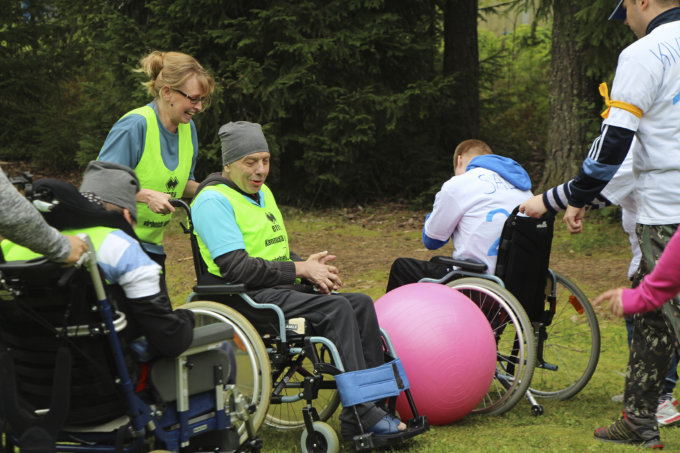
[541,0,592,190]
[442,0,480,144]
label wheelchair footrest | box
[351,416,429,451]
[335,359,409,407]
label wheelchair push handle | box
[75,233,107,300]
[170,198,191,213]
[169,198,195,234]
[7,170,34,196]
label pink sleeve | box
[623,227,680,315]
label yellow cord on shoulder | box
[599,82,643,119]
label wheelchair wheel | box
[300,421,339,453]
[265,343,341,430]
[447,278,536,416]
[183,301,272,444]
[528,271,600,400]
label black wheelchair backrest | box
[0,257,128,426]
[495,207,555,321]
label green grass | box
[163,204,680,452]
[253,317,680,452]
[551,206,629,255]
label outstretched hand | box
[296,251,342,294]
[519,194,548,218]
[593,288,625,317]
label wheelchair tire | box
[447,278,536,416]
[300,421,339,453]
[183,301,272,444]
[528,271,600,400]
[265,343,341,430]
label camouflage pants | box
[624,223,680,427]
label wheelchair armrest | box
[430,256,487,273]
[188,323,235,349]
[192,283,247,294]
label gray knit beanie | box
[80,161,140,220]
[219,121,269,165]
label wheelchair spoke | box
[265,343,340,430]
[528,271,600,400]
[448,278,536,416]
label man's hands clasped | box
[295,251,342,294]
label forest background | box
[3,3,671,451]
[1,0,633,205]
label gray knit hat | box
[80,161,140,221]
[219,121,269,165]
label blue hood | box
[466,155,532,191]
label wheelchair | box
[0,175,264,452]
[0,238,262,453]
[171,200,428,453]
[421,207,600,416]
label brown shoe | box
[594,412,663,449]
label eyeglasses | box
[171,87,209,107]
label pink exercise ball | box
[375,282,496,425]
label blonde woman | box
[99,50,215,279]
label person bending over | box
[385,139,532,292]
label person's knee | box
[389,257,410,274]
[350,292,373,308]
[340,293,376,316]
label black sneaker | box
[594,412,663,449]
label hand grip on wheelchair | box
[170,198,191,212]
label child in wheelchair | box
[0,162,260,452]
[1,161,196,359]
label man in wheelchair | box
[0,162,258,452]
[190,121,409,441]
[385,139,533,291]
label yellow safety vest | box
[192,184,291,278]
[1,226,114,261]
[123,106,192,246]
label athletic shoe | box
[594,412,663,448]
[657,398,680,426]
[611,392,624,403]
[341,414,406,440]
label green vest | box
[122,106,192,246]
[1,226,114,261]
[192,184,291,278]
